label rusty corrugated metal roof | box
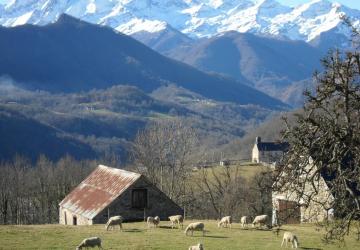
[59,164,141,219]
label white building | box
[251,137,288,164]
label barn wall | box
[301,202,326,223]
[93,176,183,224]
[272,172,334,224]
[300,177,333,223]
[59,207,92,226]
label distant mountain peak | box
[56,13,81,23]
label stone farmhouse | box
[250,138,334,225]
[272,158,334,225]
[252,136,289,164]
[59,165,183,225]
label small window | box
[131,189,148,209]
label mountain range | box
[0,0,359,44]
[0,15,285,161]
[0,0,358,161]
[0,14,286,109]
[161,31,324,106]
[1,0,358,106]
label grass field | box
[192,164,267,181]
[0,221,358,250]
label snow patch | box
[12,11,33,26]
[116,18,167,34]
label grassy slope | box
[191,164,267,182]
[0,221,357,249]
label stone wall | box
[59,207,92,225]
[272,169,334,224]
[93,176,183,224]
[300,176,334,223]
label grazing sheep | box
[218,216,232,228]
[185,222,205,236]
[76,237,102,250]
[281,231,299,248]
[252,214,268,228]
[240,216,249,228]
[188,243,204,250]
[147,216,160,228]
[105,215,123,231]
[169,215,184,229]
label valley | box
[0,1,359,247]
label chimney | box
[255,136,261,144]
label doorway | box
[73,216,77,225]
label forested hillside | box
[0,83,277,161]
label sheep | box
[147,216,160,228]
[76,237,102,250]
[240,216,249,228]
[105,215,123,231]
[184,222,205,236]
[218,216,232,228]
[188,243,204,250]
[252,214,268,228]
[281,231,299,248]
[169,215,184,229]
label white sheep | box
[76,237,102,250]
[147,216,160,228]
[252,214,268,228]
[184,222,205,236]
[281,231,299,248]
[188,243,204,250]
[105,215,123,231]
[218,216,232,228]
[240,216,249,228]
[169,215,184,229]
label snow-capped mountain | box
[0,0,359,43]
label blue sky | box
[277,0,360,10]
[0,0,359,10]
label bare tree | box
[0,165,10,224]
[274,49,360,242]
[193,165,249,219]
[0,155,97,225]
[247,171,273,217]
[131,119,198,201]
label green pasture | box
[0,221,358,249]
